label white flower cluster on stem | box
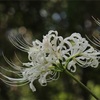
[0,30,99,92]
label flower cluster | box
[62,33,99,72]
[0,30,99,92]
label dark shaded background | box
[0,0,100,100]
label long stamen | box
[92,16,100,26]
[15,36,30,48]
[8,36,29,52]
[21,34,33,47]
[85,35,100,47]
[0,72,25,82]
[2,52,23,71]
[14,52,23,64]
[0,66,21,75]
[0,77,29,86]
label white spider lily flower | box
[0,30,99,92]
[0,53,60,92]
[63,33,100,72]
[0,30,63,92]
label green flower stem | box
[64,69,100,100]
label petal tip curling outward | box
[48,30,58,35]
[0,30,100,92]
[67,61,76,72]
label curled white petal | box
[29,80,36,92]
[67,60,76,72]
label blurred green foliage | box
[0,0,100,100]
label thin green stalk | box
[64,69,100,100]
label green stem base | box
[64,69,100,100]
